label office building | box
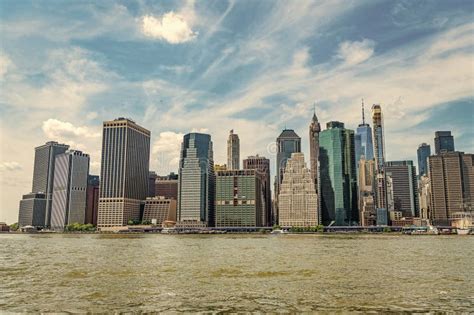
[243,155,272,226]
[148,171,157,197]
[372,104,387,221]
[417,143,431,177]
[142,197,177,225]
[309,109,321,191]
[275,129,301,223]
[31,141,70,227]
[97,118,151,228]
[385,160,419,218]
[85,175,99,225]
[418,175,431,220]
[177,133,215,226]
[355,100,374,163]
[227,130,240,170]
[358,158,376,226]
[278,153,318,227]
[428,152,474,225]
[51,150,90,230]
[434,131,455,155]
[319,121,358,226]
[215,169,265,227]
[155,173,178,200]
[18,193,47,228]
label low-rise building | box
[142,197,177,226]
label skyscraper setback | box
[227,130,240,170]
[97,118,150,229]
[309,109,321,192]
[177,133,215,226]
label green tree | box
[383,227,391,233]
[9,222,19,231]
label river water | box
[1,234,473,312]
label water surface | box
[1,234,473,312]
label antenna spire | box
[361,98,365,125]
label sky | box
[0,0,473,223]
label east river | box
[1,233,473,312]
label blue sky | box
[1,0,473,223]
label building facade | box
[177,133,215,226]
[85,175,99,225]
[142,197,177,225]
[97,118,151,228]
[385,160,419,218]
[18,193,47,228]
[278,153,318,227]
[309,110,321,192]
[227,130,240,170]
[155,173,178,200]
[434,131,455,155]
[30,141,70,227]
[319,121,358,226]
[275,129,301,224]
[358,158,376,226]
[428,152,474,225]
[148,171,157,197]
[215,169,264,227]
[372,104,387,220]
[417,143,431,177]
[243,155,272,226]
[51,150,90,230]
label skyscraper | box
[434,131,455,155]
[97,118,151,229]
[177,133,215,226]
[385,160,419,218]
[309,108,321,191]
[51,150,90,230]
[355,100,374,164]
[243,155,272,226]
[319,121,358,226]
[372,104,387,218]
[278,153,318,227]
[155,173,179,200]
[358,158,376,226]
[148,171,157,197]
[275,129,301,223]
[30,141,70,227]
[417,143,431,177]
[227,130,240,170]
[85,175,99,225]
[428,152,474,225]
[215,169,264,227]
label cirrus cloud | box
[337,39,376,66]
[141,12,198,44]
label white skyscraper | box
[278,153,318,227]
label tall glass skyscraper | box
[355,100,373,163]
[97,118,151,229]
[177,133,215,226]
[434,131,455,154]
[319,121,358,226]
[417,143,431,177]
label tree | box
[9,222,19,231]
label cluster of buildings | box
[17,104,473,231]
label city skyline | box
[1,0,474,224]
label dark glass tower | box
[434,131,455,155]
[355,100,374,163]
[417,143,431,177]
[319,121,358,226]
[178,133,215,226]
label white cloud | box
[337,39,376,66]
[0,161,22,172]
[142,12,197,44]
[42,118,101,140]
[86,112,98,120]
[0,53,13,80]
[152,131,184,174]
